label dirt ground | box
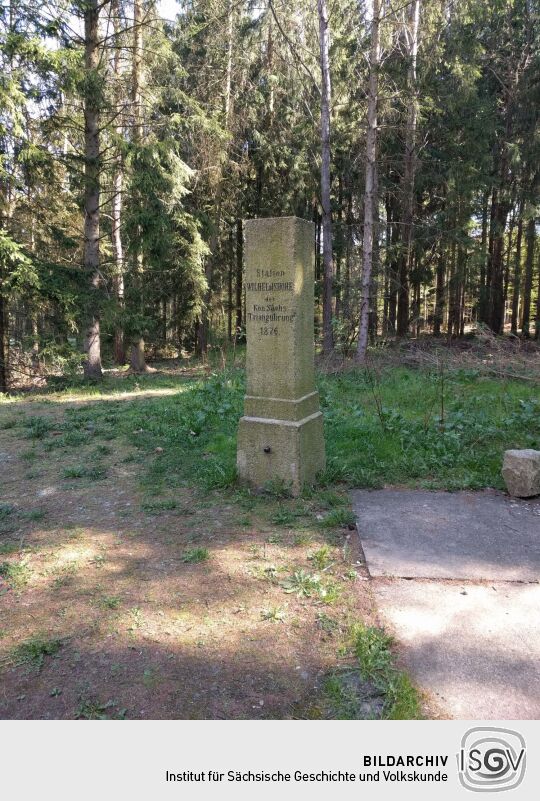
[0,386,379,720]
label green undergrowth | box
[320,366,539,490]
[3,363,538,496]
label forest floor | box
[0,339,538,720]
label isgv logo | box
[457,727,526,792]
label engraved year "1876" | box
[260,326,278,336]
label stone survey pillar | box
[237,217,325,494]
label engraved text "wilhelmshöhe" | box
[245,282,293,292]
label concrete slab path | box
[351,489,540,720]
[351,489,540,581]
[372,579,540,719]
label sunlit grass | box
[2,361,538,496]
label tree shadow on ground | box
[0,384,371,720]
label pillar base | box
[237,411,326,496]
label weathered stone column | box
[237,217,326,494]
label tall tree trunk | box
[27,191,39,367]
[314,206,322,284]
[488,197,509,334]
[112,0,125,364]
[196,285,209,356]
[454,245,466,337]
[224,0,234,126]
[478,189,490,323]
[173,294,182,351]
[132,0,142,136]
[235,219,243,338]
[227,225,233,341]
[161,297,167,344]
[334,174,343,320]
[510,203,523,335]
[503,204,515,308]
[369,169,380,340]
[382,216,390,335]
[521,216,536,337]
[485,184,496,310]
[382,206,389,334]
[357,0,380,362]
[459,258,467,336]
[31,315,39,368]
[317,0,334,354]
[197,216,219,356]
[267,15,274,120]
[386,192,398,333]
[487,89,514,333]
[0,277,6,393]
[82,0,103,380]
[343,188,352,324]
[197,4,234,356]
[396,0,420,337]
[130,337,147,371]
[130,0,148,372]
[535,254,540,340]
[433,251,445,335]
[413,268,421,337]
[447,234,457,338]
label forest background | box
[0,0,539,390]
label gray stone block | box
[502,449,540,498]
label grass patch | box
[0,503,15,519]
[269,503,308,526]
[12,636,62,670]
[351,623,421,719]
[23,416,53,439]
[0,540,20,556]
[315,489,347,508]
[308,545,333,569]
[182,547,209,564]
[0,560,31,590]
[141,499,178,513]
[260,607,286,623]
[94,444,112,456]
[62,465,107,480]
[21,509,46,523]
[0,504,45,535]
[250,563,279,582]
[0,504,18,534]
[318,509,356,529]
[262,478,294,498]
[316,612,339,634]
[314,623,421,720]
[270,506,296,525]
[292,532,313,546]
[51,561,79,588]
[75,698,123,720]
[20,449,37,461]
[100,595,121,609]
